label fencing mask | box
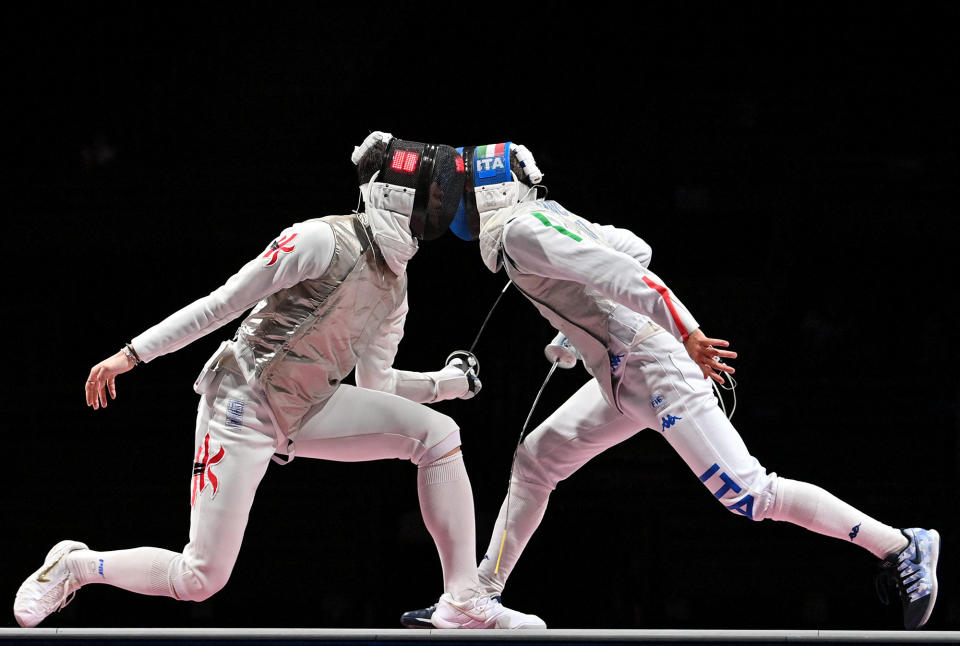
[450,142,543,241]
[375,138,467,241]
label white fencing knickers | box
[172,358,461,601]
[479,326,906,594]
[479,328,779,593]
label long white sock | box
[66,547,180,597]
[770,478,908,557]
[477,478,552,596]
[417,452,480,601]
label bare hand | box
[683,328,737,385]
[85,351,136,410]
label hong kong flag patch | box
[263,233,297,267]
[192,433,225,506]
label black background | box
[5,2,958,631]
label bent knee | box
[512,444,562,492]
[697,462,778,521]
[172,556,233,602]
[413,414,461,466]
[176,572,230,602]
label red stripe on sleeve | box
[641,276,690,340]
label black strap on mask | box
[460,146,478,234]
[407,143,438,240]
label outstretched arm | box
[85,219,336,409]
[131,220,335,363]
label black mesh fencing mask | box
[377,139,466,240]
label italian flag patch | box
[476,143,506,158]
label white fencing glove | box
[544,333,580,369]
[442,350,482,399]
[351,131,393,165]
[512,143,544,184]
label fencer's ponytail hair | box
[356,139,390,186]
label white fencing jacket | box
[479,197,699,411]
[131,186,469,437]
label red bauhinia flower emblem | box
[192,433,225,506]
[262,233,297,267]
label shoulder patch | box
[263,233,297,267]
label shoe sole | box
[432,617,546,629]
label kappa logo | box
[661,414,682,431]
[192,433,226,506]
[849,523,862,541]
[98,558,105,577]
[609,353,625,371]
[263,233,297,267]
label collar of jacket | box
[359,175,419,276]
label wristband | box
[123,343,142,365]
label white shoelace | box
[40,575,78,614]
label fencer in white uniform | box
[13,134,543,629]
[401,141,940,630]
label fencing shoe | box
[400,602,437,628]
[14,540,88,628]
[876,528,940,629]
[431,593,546,629]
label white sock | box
[417,452,480,601]
[478,479,552,596]
[66,547,180,597]
[770,478,908,558]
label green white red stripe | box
[476,143,506,158]
[642,276,690,340]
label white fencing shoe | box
[14,540,88,628]
[431,593,546,629]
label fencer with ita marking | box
[13,133,542,630]
[399,141,940,631]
